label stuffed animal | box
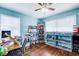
[0,47,8,56]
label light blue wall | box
[42,8,79,25]
[20,15,37,37]
[37,18,45,24]
[0,7,79,38]
[0,7,38,38]
[76,10,79,25]
[0,7,21,17]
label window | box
[46,20,57,32]
[0,14,20,37]
[45,15,76,32]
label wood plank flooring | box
[25,43,79,56]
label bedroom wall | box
[43,8,79,25]
[0,7,38,38]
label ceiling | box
[0,3,79,18]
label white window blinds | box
[46,15,76,32]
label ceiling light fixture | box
[41,7,49,12]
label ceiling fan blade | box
[38,3,43,6]
[48,3,53,5]
[35,8,41,11]
[48,8,55,11]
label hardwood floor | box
[25,43,79,56]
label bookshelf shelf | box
[45,32,73,52]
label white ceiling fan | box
[35,3,55,11]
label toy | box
[0,47,8,56]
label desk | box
[6,43,22,56]
[4,41,22,56]
[1,34,22,56]
[8,44,22,51]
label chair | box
[31,32,38,47]
[14,36,31,56]
[15,36,23,45]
